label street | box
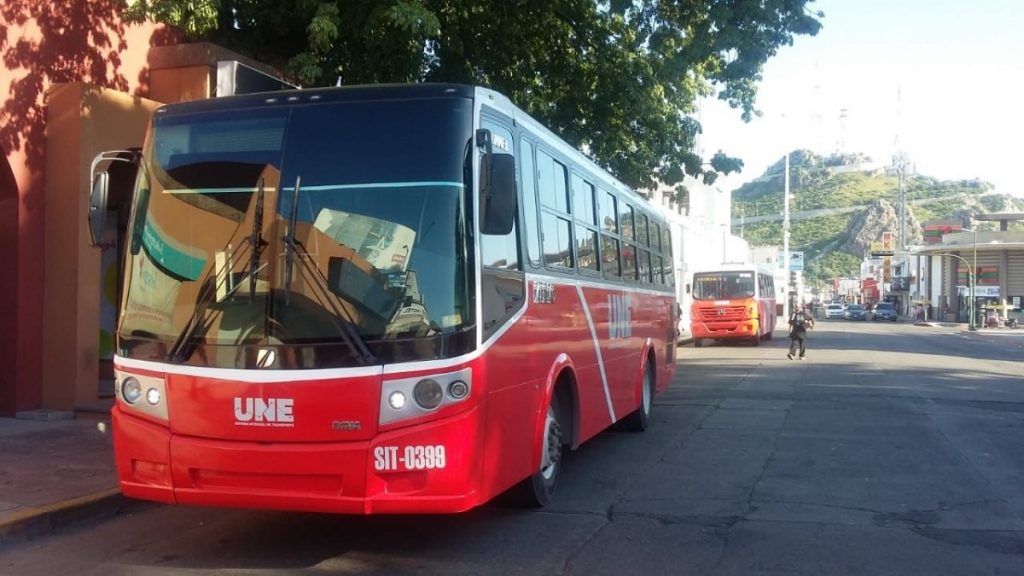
[3,321,1024,575]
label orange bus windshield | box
[693,271,756,301]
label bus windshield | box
[692,271,756,300]
[119,97,475,368]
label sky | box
[698,0,1024,198]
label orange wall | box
[0,1,180,415]
[43,85,163,410]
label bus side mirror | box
[88,149,141,247]
[88,171,110,246]
[477,128,516,235]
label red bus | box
[87,84,678,514]
[690,265,777,347]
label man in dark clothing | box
[787,304,815,360]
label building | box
[1,3,290,417]
[912,213,1024,325]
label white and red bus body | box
[102,84,677,514]
[690,265,777,347]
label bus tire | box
[622,361,654,432]
[751,334,761,346]
[693,338,703,348]
[511,395,563,507]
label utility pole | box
[783,152,792,319]
[894,151,909,252]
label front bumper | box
[112,404,484,514]
[692,319,759,340]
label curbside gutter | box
[0,489,137,547]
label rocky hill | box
[731,150,1024,285]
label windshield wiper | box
[166,181,268,363]
[287,237,377,365]
[276,175,375,365]
[282,175,301,306]
[248,177,268,305]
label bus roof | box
[153,83,478,115]
[152,83,661,221]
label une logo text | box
[234,397,294,426]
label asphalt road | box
[3,321,1024,575]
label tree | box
[125,0,822,192]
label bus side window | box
[520,138,541,268]
[620,202,637,281]
[572,173,599,273]
[479,121,520,270]
[480,117,525,340]
[538,149,573,269]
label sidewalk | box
[0,411,131,546]
[915,320,1024,336]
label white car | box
[824,304,844,319]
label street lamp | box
[961,228,978,330]
[929,252,975,331]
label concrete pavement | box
[0,319,1019,547]
[0,412,133,546]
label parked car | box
[872,302,898,322]
[825,303,844,319]
[844,304,867,320]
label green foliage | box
[805,251,860,284]
[731,150,1020,286]
[122,0,822,192]
[123,0,220,37]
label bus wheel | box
[511,396,563,507]
[623,361,654,432]
[693,338,703,348]
[765,330,773,341]
[751,334,761,346]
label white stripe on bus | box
[576,284,617,424]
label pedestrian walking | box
[787,304,815,360]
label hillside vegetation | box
[731,150,1024,287]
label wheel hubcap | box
[540,407,562,480]
[642,368,652,414]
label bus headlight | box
[121,377,142,404]
[413,379,444,410]
[379,368,472,426]
[447,380,469,400]
[388,391,407,410]
[114,369,168,422]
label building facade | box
[913,226,1024,325]
[1,2,288,417]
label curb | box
[0,488,132,547]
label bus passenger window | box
[620,204,635,240]
[538,150,569,213]
[572,174,597,225]
[576,225,599,271]
[639,249,652,283]
[520,139,541,267]
[637,214,649,247]
[601,235,621,277]
[622,242,637,281]
[599,191,618,233]
[541,212,573,268]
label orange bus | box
[690,265,777,347]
